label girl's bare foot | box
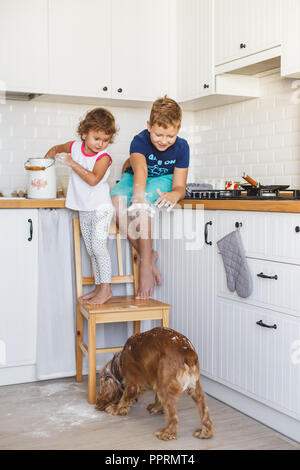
[79,285,101,301]
[87,284,112,305]
[136,263,155,299]
[152,250,162,286]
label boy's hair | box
[149,96,182,129]
[77,107,117,143]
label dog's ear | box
[95,375,123,411]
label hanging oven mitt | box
[217,229,253,298]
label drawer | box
[216,211,300,264]
[214,298,300,419]
[217,255,300,317]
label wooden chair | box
[73,217,171,404]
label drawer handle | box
[240,43,247,48]
[204,221,212,245]
[28,218,33,241]
[257,272,278,280]
[256,320,277,330]
[235,222,242,228]
[295,226,300,233]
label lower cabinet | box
[0,209,38,385]
[214,298,300,419]
[156,209,216,377]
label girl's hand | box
[55,153,73,167]
[155,189,178,211]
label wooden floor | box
[0,376,299,450]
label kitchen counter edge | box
[1,198,300,213]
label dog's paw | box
[154,428,177,441]
[193,426,214,439]
[147,403,164,415]
[105,404,128,416]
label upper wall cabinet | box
[215,0,281,66]
[111,0,170,101]
[281,0,300,78]
[48,0,170,102]
[176,0,213,102]
[0,0,48,94]
[49,0,111,98]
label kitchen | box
[0,0,300,451]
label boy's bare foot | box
[87,284,112,305]
[152,250,162,286]
[136,264,155,299]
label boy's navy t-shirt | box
[125,129,190,177]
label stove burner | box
[185,188,300,200]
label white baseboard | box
[0,364,37,386]
[201,375,300,444]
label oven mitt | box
[217,229,253,298]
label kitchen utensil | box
[24,158,56,199]
[241,173,289,192]
[225,181,240,190]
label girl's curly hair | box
[77,107,118,143]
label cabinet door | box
[111,0,170,101]
[214,299,300,419]
[155,210,216,377]
[215,0,281,65]
[177,0,214,102]
[0,0,48,93]
[49,0,111,97]
[0,210,38,372]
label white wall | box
[190,72,300,188]
[1,72,300,194]
[0,101,193,195]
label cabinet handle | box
[117,88,123,93]
[257,272,278,280]
[203,84,210,89]
[240,43,246,48]
[102,86,108,91]
[295,226,300,233]
[256,319,277,330]
[235,222,242,228]
[204,221,212,245]
[28,218,33,241]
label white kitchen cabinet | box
[156,209,216,377]
[215,0,281,66]
[281,0,300,78]
[0,210,38,385]
[0,0,48,94]
[48,0,170,101]
[217,255,300,318]
[111,0,170,101]
[216,210,300,264]
[214,298,300,419]
[176,0,214,102]
[48,0,111,98]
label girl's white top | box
[65,140,112,211]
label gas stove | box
[185,188,300,200]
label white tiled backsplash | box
[0,71,300,194]
[189,72,300,188]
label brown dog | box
[95,327,214,441]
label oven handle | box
[204,221,212,245]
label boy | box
[111,96,189,299]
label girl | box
[45,107,117,304]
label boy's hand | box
[155,189,178,211]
